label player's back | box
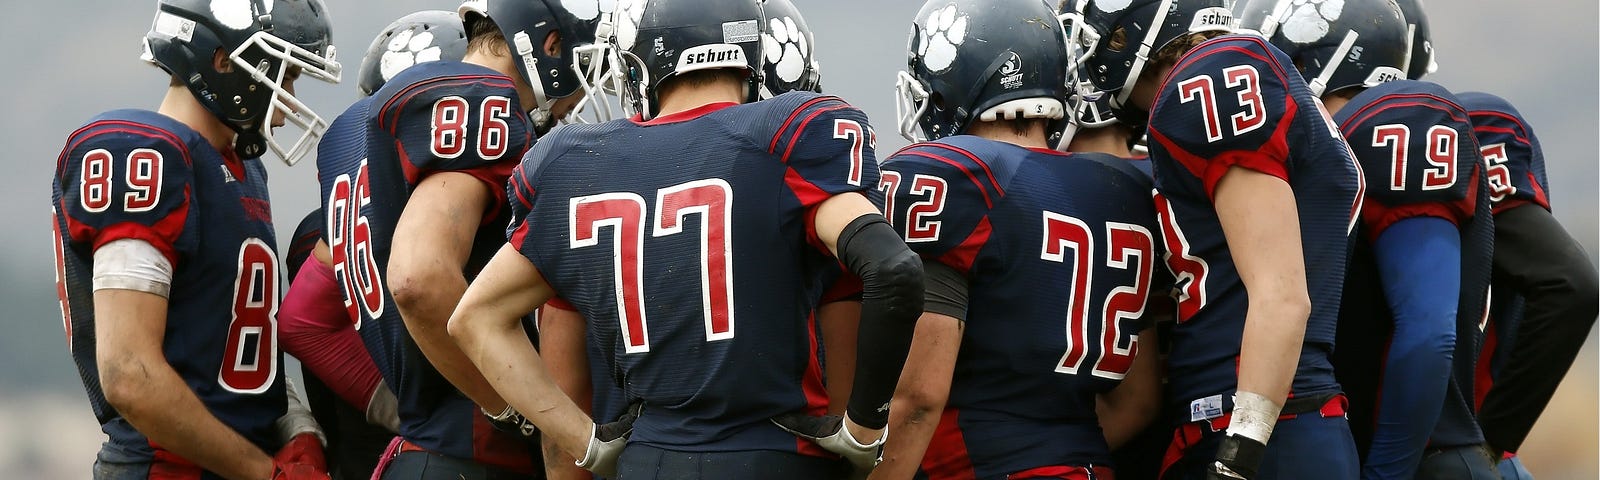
[881,136,1163,476]
[1144,34,1364,416]
[321,60,536,468]
[1455,92,1549,214]
[507,92,875,453]
[52,109,287,466]
[1332,80,1494,449]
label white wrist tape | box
[366,379,401,434]
[1226,391,1281,444]
[92,239,173,297]
[277,380,327,447]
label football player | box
[316,0,603,477]
[872,1,1165,478]
[280,11,472,480]
[1068,0,1366,478]
[1239,0,1496,478]
[50,0,339,478]
[446,0,923,478]
[1457,91,1598,479]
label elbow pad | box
[836,214,924,429]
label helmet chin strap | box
[1113,0,1176,109]
[514,30,555,128]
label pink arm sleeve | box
[280,257,384,411]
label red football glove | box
[271,433,328,479]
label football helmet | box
[1236,0,1408,97]
[142,0,341,165]
[1060,0,1232,116]
[600,0,768,120]
[895,0,1073,146]
[357,11,469,97]
[1392,0,1436,79]
[759,0,822,96]
[458,0,609,127]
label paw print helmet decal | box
[896,0,1074,147]
[358,10,468,97]
[759,0,821,96]
[1237,0,1408,96]
[587,0,826,120]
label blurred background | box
[1,0,1593,478]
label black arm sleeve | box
[836,214,924,429]
[1478,204,1600,453]
[922,260,970,320]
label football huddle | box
[46,0,1597,480]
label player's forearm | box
[1365,218,1461,479]
[280,258,382,410]
[1096,326,1162,449]
[1235,294,1308,403]
[456,315,593,459]
[540,307,596,480]
[872,312,960,480]
[102,354,274,480]
[818,300,861,415]
[392,270,509,412]
[1479,204,1600,452]
[869,395,941,480]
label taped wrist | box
[836,215,924,429]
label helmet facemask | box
[568,13,622,124]
[231,31,341,166]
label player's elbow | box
[1554,262,1600,324]
[1257,287,1311,324]
[98,355,155,416]
[866,249,925,321]
[890,386,945,427]
[387,264,446,320]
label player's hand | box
[272,433,327,472]
[771,413,885,474]
[1205,433,1266,480]
[482,405,539,439]
[577,401,642,478]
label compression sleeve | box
[279,257,385,411]
[922,261,969,320]
[1478,204,1599,453]
[837,214,924,429]
[1363,216,1460,480]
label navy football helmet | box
[458,0,609,126]
[759,0,822,96]
[1237,0,1408,97]
[1393,0,1436,79]
[599,0,769,120]
[141,0,341,165]
[895,0,1073,146]
[1060,0,1232,116]
[358,11,469,97]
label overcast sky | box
[2,0,1594,396]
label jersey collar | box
[633,102,741,126]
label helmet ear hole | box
[930,91,946,110]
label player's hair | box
[658,68,748,100]
[464,14,510,57]
[995,117,1050,137]
[1152,31,1225,71]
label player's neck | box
[465,51,539,112]
[655,82,744,118]
[967,121,1049,149]
[1320,94,1353,116]
[157,85,235,153]
[1067,126,1133,158]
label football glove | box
[272,433,329,480]
[577,401,642,478]
[771,413,885,474]
[1206,433,1266,480]
[482,404,538,439]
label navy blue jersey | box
[318,60,537,469]
[1332,81,1494,449]
[1144,35,1364,417]
[1455,92,1550,214]
[506,92,875,453]
[880,136,1166,477]
[51,110,287,471]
